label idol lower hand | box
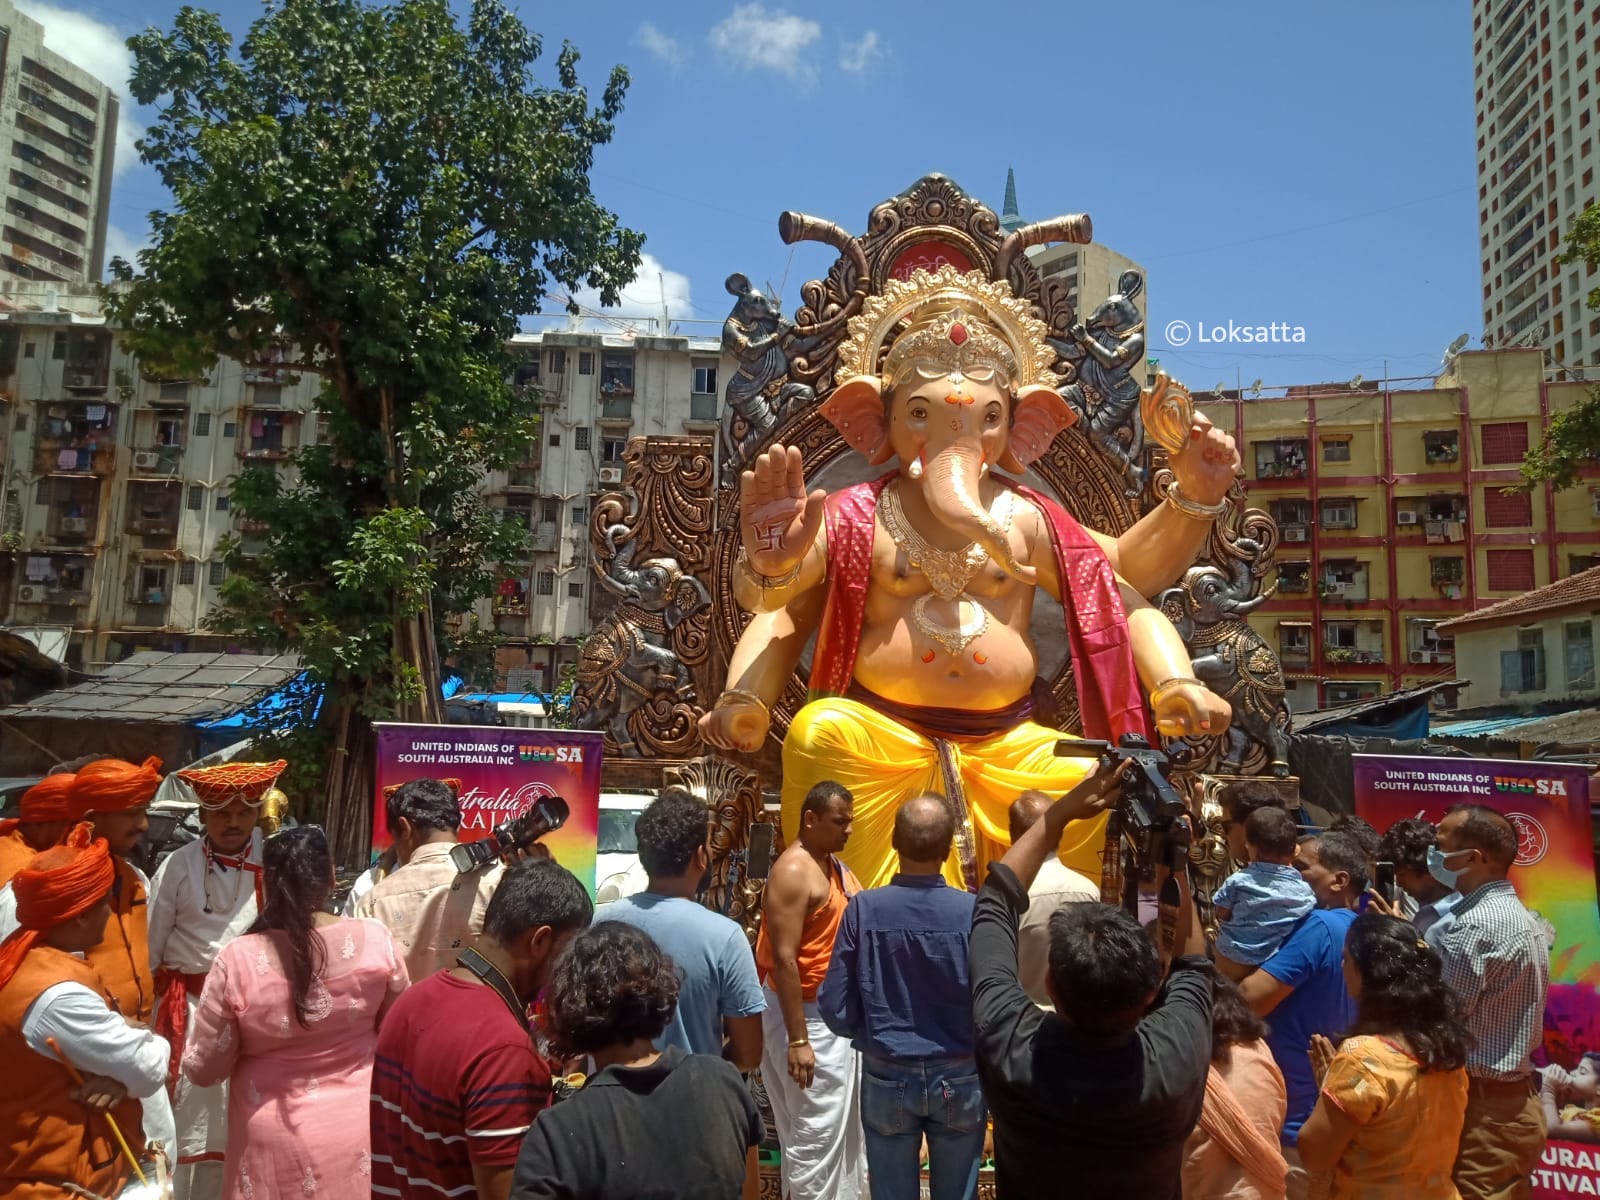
[698,697,772,753]
[740,445,825,577]
[1168,411,1241,506]
[1152,681,1231,739]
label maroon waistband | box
[847,682,1032,741]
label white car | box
[594,791,654,903]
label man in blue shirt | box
[1238,829,1366,1199]
[595,789,765,1070]
[818,794,980,1200]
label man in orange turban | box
[0,757,165,1023]
[0,824,174,1198]
[0,773,77,887]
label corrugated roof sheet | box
[0,652,304,724]
[1429,713,1553,737]
[1439,565,1600,633]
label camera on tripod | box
[1054,733,1192,869]
[449,794,570,874]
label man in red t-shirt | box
[370,859,593,1200]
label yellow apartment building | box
[1196,348,1594,712]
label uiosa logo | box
[1506,812,1549,868]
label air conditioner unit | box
[1410,650,1426,663]
[1590,491,1600,519]
[598,466,623,485]
[132,450,160,471]
[1396,511,1419,525]
[17,586,37,602]
[1283,527,1307,542]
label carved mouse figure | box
[719,273,814,481]
[1053,269,1147,496]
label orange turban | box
[0,823,114,993]
[0,773,76,837]
[71,756,163,817]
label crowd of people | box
[0,755,1563,1200]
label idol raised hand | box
[740,445,827,578]
[1167,411,1242,506]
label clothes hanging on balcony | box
[250,416,265,437]
[84,405,106,424]
[56,448,77,470]
[24,557,51,581]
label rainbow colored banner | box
[1353,754,1599,1197]
[373,723,604,894]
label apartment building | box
[1000,169,1149,326]
[1197,347,1594,712]
[0,282,731,686]
[0,0,120,283]
[1472,0,1600,372]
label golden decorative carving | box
[1140,372,1196,456]
[663,755,782,939]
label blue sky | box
[43,0,1478,391]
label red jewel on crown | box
[949,322,968,346]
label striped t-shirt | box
[370,969,552,1196]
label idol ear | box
[998,385,1078,473]
[820,375,894,465]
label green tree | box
[109,0,642,859]
[1521,205,1600,491]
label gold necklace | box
[912,594,990,656]
[878,484,1012,601]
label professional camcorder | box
[449,794,570,874]
[1054,732,1192,870]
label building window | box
[540,499,559,525]
[222,421,237,439]
[1322,438,1352,463]
[1501,627,1546,693]
[159,382,188,402]
[693,363,718,395]
[1486,547,1536,591]
[253,384,283,406]
[1480,421,1530,463]
[194,413,211,436]
[208,561,228,586]
[570,504,586,525]
[1565,621,1596,690]
[216,494,230,512]
[187,486,203,511]
[13,413,25,433]
[1483,489,1533,527]
[548,432,561,447]
[1423,430,1460,463]
[1319,499,1357,530]
[23,342,34,359]
[513,358,539,387]
[603,438,627,463]
[33,479,48,505]
[535,570,555,595]
[1254,439,1308,480]
[52,332,65,360]
[1277,562,1311,593]
[179,561,197,586]
[578,352,595,375]
[600,352,634,396]
[1570,554,1600,575]
[574,428,591,451]
[548,349,566,375]
[567,580,584,598]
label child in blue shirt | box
[1212,805,1316,980]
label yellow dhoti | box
[780,697,1108,892]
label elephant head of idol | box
[820,266,1077,584]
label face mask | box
[1427,845,1471,890]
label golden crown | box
[837,265,1062,394]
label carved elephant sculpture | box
[1158,539,1292,776]
[573,525,713,756]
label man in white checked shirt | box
[1433,806,1549,1200]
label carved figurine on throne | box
[698,264,1244,891]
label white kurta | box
[147,832,263,1200]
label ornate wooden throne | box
[575,174,1292,915]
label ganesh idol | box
[699,265,1242,890]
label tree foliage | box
[1521,204,1600,490]
[108,0,642,847]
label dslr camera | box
[1054,732,1192,870]
[449,794,570,874]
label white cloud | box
[708,5,821,80]
[102,221,149,277]
[839,31,881,74]
[636,23,685,67]
[543,253,696,335]
[13,0,143,178]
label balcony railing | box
[600,397,633,421]
[689,394,717,422]
[35,443,115,476]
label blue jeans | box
[860,1054,986,1200]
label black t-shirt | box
[971,863,1212,1200]
[511,1047,764,1200]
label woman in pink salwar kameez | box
[183,826,409,1199]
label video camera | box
[449,794,570,874]
[1054,733,1192,870]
